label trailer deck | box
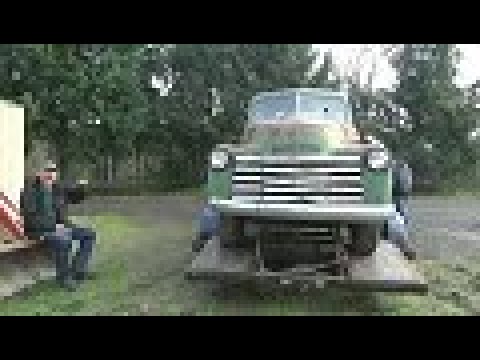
[0,243,55,299]
[187,236,428,293]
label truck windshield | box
[298,94,349,123]
[251,92,351,124]
[251,93,296,123]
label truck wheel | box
[347,224,380,258]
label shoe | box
[403,249,417,261]
[73,271,96,282]
[56,276,77,292]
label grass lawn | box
[0,213,478,316]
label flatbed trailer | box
[0,241,55,299]
[189,89,428,294]
[187,235,428,293]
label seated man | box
[20,162,96,290]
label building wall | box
[0,100,24,242]
[0,100,24,207]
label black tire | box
[347,224,380,258]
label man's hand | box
[55,223,73,238]
[56,223,67,236]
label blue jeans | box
[396,197,409,226]
[198,205,220,240]
[387,196,412,254]
[43,225,96,280]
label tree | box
[0,44,341,191]
[390,44,477,190]
[308,51,341,90]
[146,44,318,189]
[0,44,156,179]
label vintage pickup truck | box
[187,88,426,292]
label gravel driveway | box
[409,196,480,261]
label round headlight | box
[210,151,229,170]
[368,151,389,169]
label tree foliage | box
[3,43,475,192]
[0,44,326,189]
[389,44,478,189]
[147,44,319,188]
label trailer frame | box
[187,234,428,293]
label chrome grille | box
[232,154,364,204]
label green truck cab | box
[188,88,425,291]
[208,89,393,206]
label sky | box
[152,44,480,96]
[311,44,480,91]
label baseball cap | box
[43,161,58,172]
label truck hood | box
[246,124,364,154]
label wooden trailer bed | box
[187,236,428,293]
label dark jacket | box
[20,178,87,238]
[20,178,56,237]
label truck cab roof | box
[251,88,349,102]
[248,88,352,125]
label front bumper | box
[210,199,396,222]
